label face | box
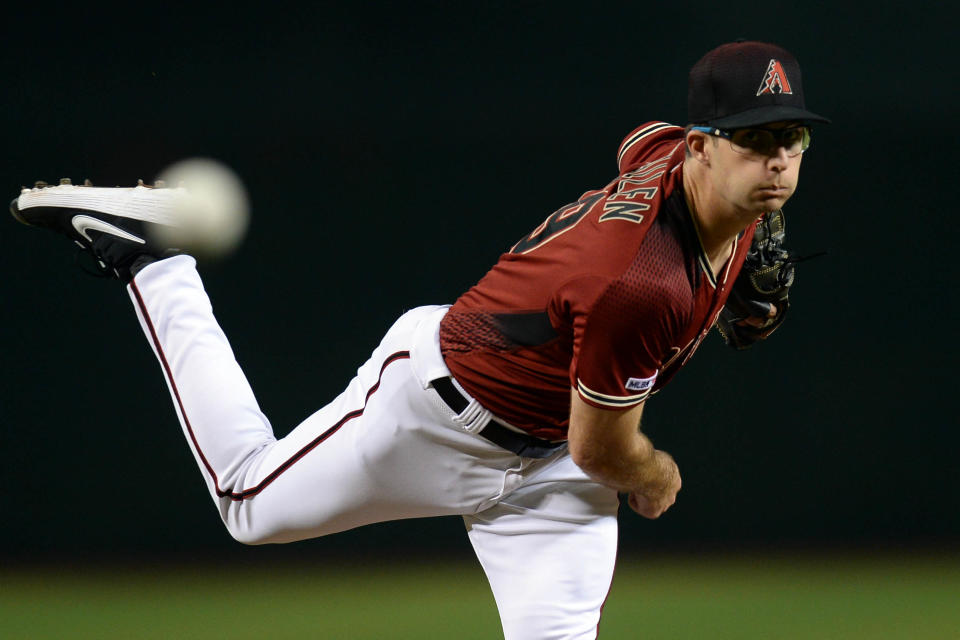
[706,121,804,215]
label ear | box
[685,129,710,165]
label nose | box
[767,145,790,171]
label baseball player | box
[10,41,827,639]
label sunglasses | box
[690,125,811,157]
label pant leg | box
[465,453,620,640]
[127,255,517,544]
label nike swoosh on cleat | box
[71,215,146,244]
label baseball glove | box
[716,208,801,350]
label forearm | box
[575,427,676,494]
[568,392,681,518]
[568,392,676,493]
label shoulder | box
[590,195,699,325]
[553,187,695,320]
[617,121,685,173]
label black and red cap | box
[688,41,830,129]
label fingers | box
[736,303,778,328]
[628,491,677,519]
[628,466,681,519]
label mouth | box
[757,185,788,196]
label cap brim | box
[708,105,831,128]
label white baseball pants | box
[128,255,620,640]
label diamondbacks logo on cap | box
[756,59,793,96]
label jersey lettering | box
[599,201,648,223]
[616,160,665,196]
[622,160,668,181]
[618,175,663,193]
[511,192,605,254]
[601,182,659,223]
[611,186,658,201]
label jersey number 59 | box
[510,192,605,255]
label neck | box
[682,163,755,271]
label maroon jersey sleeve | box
[570,284,672,408]
[618,122,685,173]
[569,189,694,410]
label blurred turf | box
[1,552,958,639]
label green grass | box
[2,553,958,639]
[600,553,960,639]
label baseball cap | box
[688,41,830,129]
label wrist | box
[633,450,676,494]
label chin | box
[756,195,790,212]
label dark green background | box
[1,2,955,562]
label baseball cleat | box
[10,180,184,282]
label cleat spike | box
[34,180,48,188]
[83,179,93,186]
[59,178,72,185]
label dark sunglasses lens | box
[730,129,774,153]
[730,127,810,156]
[778,127,810,154]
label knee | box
[229,529,274,546]
[224,523,274,546]
[220,513,285,546]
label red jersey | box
[439,122,756,440]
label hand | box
[716,208,795,350]
[627,452,681,519]
[737,303,778,329]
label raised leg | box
[129,256,516,544]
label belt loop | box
[431,377,491,434]
[452,399,489,434]
[429,376,566,457]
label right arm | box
[567,391,680,519]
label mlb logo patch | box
[625,374,656,392]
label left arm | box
[717,208,796,349]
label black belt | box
[430,377,566,459]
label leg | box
[465,453,620,640]
[129,255,516,544]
